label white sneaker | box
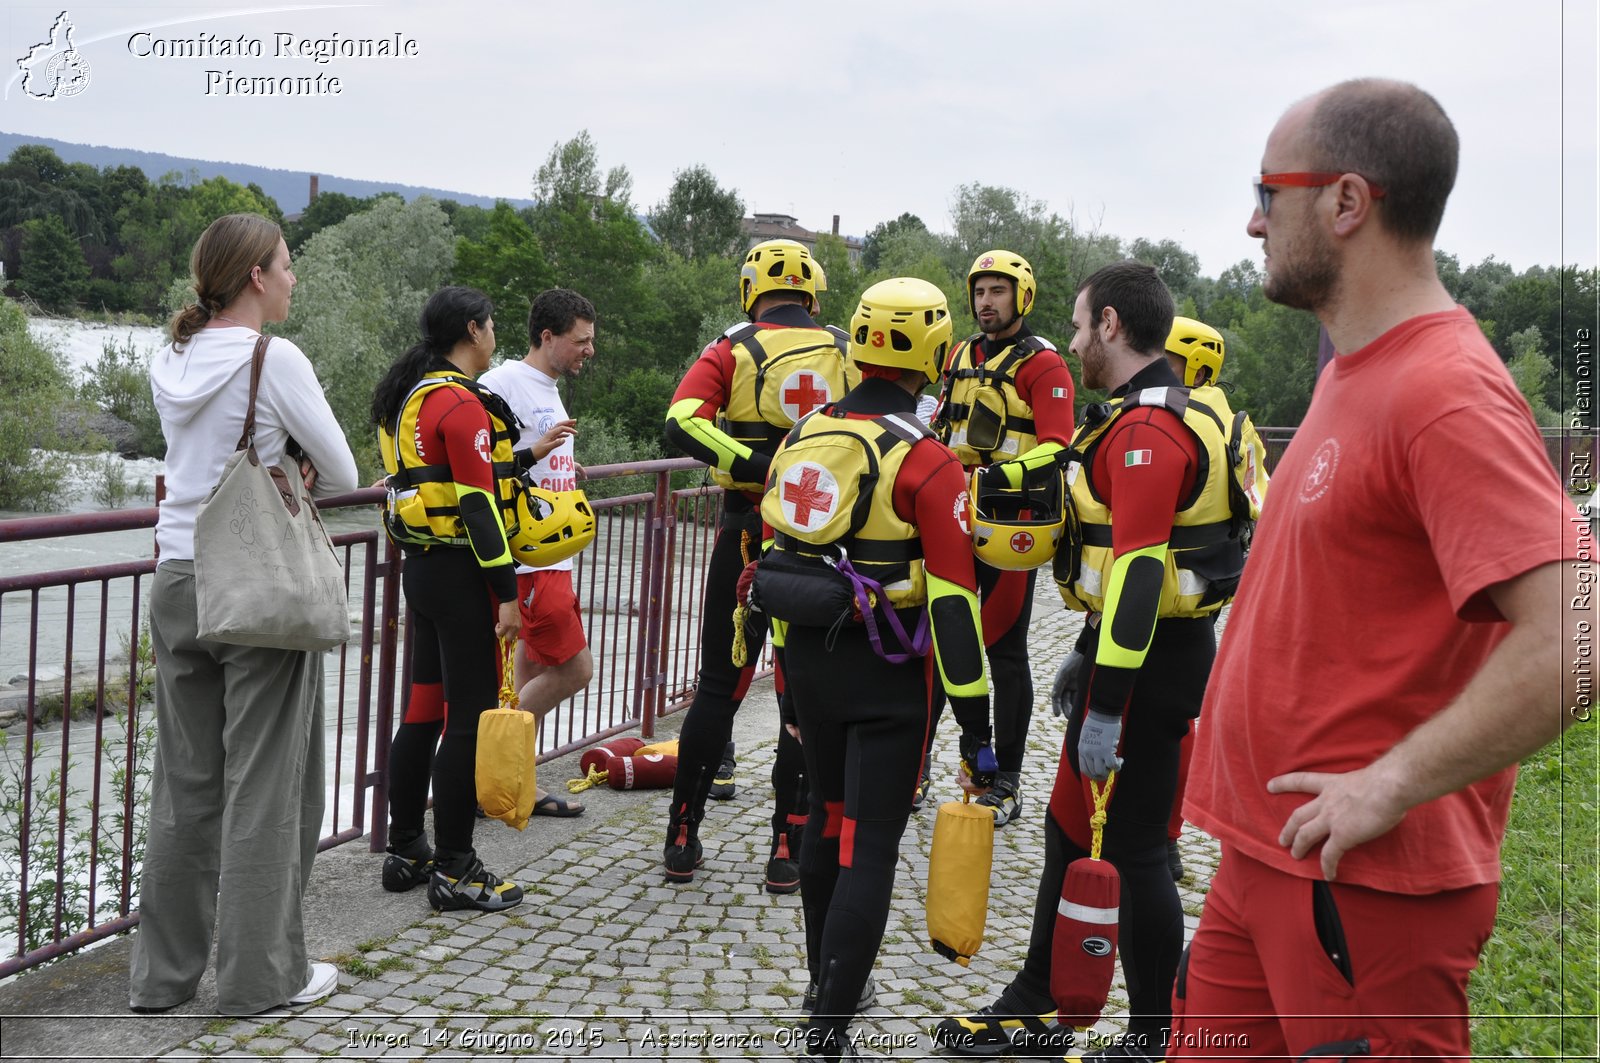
[288,961,338,1005]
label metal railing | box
[0,457,732,977]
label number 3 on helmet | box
[509,483,597,568]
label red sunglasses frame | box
[1254,171,1387,215]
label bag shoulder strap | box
[236,334,271,452]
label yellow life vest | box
[379,370,521,548]
[760,408,931,610]
[1193,382,1271,543]
[710,322,851,491]
[1054,387,1243,618]
[934,333,1056,466]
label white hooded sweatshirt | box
[150,326,358,562]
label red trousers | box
[1170,846,1498,1061]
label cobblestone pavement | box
[4,594,1226,1061]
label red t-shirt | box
[1186,307,1585,893]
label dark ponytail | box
[371,286,494,431]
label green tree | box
[527,133,658,428]
[1128,236,1205,307]
[1506,325,1560,427]
[437,200,494,244]
[112,172,280,314]
[0,298,73,509]
[947,183,1050,256]
[280,196,457,475]
[648,165,745,261]
[1222,301,1322,427]
[453,202,552,359]
[810,233,872,332]
[78,335,165,457]
[16,214,90,311]
[282,190,369,251]
[534,129,633,211]
[861,212,927,272]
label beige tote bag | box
[193,335,350,651]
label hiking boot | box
[975,770,1023,827]
[1167,838,1186,883]
[931,997,1074,1056]
[910,768,933,811]
[803,975,877,1013]
[708,742,737,800]
[664,814,704,884]
[426,858,524,913]
[1080,1034,1164,1062]
[381,836,434,893]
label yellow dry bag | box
[475,640,538,830]
[926,793,995,966]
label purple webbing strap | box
[836,556,931,664]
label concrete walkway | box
[0,594,1222,1062]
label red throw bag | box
[1051,775,1120,1027]
[605,752,678,790]
[579,737,646,776]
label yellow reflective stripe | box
[926,572,987,697]
[668,397,752,472]
[770,617,788,649]
[456,482,513,568]
[991,440,1065,488]
[1097,543,1166,670]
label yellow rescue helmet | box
[741,239,819,314]
[966,250,1036,319]
[1166,316,1226,387]
[848,277,953,384]
[509,484,597,568]
[968,466,1065,571]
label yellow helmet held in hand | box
[966,250,1036,319]
[968,465,1066,571]
[1166,316,1226,387]
[741,239,819,314]
[509,483,597,568]
[849,277,954,384]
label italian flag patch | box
[1125,449,1152,467]
[1051,387,1069,399]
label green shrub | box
[0,298,73,509]
[78,334,165,458]
[574,415,663,501]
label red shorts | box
[1170,844,1498,1061]
[516,569,586,667]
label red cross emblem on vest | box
[1010,531,1035,554]
[782,463,837,530]
[782,370,832,420]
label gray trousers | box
[129,561,325,1015]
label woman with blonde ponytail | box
[130,213,358,1016]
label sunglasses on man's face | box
[1253,171,1387,216]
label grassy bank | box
[1471,719,1598,1057]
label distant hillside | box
[0,131,535,215]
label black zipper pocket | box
[1311,880,1355,986]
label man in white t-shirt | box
[479,288,597,817]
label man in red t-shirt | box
[1174,79,1590,1060]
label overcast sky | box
[3,0,1595,278]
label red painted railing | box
[0,458,736,977]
